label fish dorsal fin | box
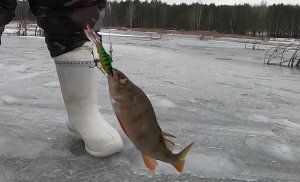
[162,132,176,139]
[142,154,157,172]
[162,132,176,152]
[163,137,176,152]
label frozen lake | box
[0,33,300,181]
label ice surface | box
[0,33,300,181]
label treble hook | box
[89,59,99,68]
[87,40,109,77]
[88,48,99,68]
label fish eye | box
[119,77,128,85]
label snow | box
[0,95,19,105]
[0,32,300,181]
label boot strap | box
[55,60,96,67]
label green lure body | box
[96,42,113,76]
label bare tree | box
[128,0,134,29]
[267,15,273,36]
[16,0,30,36]
[196,1,202,31]
[152,0,157,28]
[189,1,202,31]
[208,9,214,31]
[162,6,167,29]
[230,6,236,34]
[258,1,267,36]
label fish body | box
[108,68,194,173]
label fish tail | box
[173,142,194,173]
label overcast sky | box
[158,0,299,5]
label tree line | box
[14,0,300,38]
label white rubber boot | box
[54,42,123,157]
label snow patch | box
[271,119,300,143]
[0,137,48,159]
[185,153,245,177]
[0,64,29,73]
[276,119,300,129]
[158,99,177,108]
[147,94,177,109]
[15,72,41,80]
[247,114,271,123]
[247,115,300,129]
[0,95,19,105]
[0,166,14,182]
[43,81,60,87]
[14,70,51,80]
[3,28,18,34]
[245,137,300,163]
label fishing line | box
[108,0,113,59]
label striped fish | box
[108,68,194,173]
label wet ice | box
[0,32,300,181]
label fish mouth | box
[112,68,128,85]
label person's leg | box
[54,43,123,157]
[0,26,5,45]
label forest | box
[15,0,300,38]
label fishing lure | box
[84,25,113,76]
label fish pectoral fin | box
[116,115,128,136]
[128,90,135,102]
[142,154,157,172]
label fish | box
[108,68,194,173]
[84,26,194,173]
[84,25,113,76]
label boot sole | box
[68,125,123,157]
[85,141,122,157]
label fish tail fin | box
[173,142,194,173]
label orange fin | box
[142,154,157,172]
[174,142,194,173]
[163,137,175,152]
[175,159,185,173]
